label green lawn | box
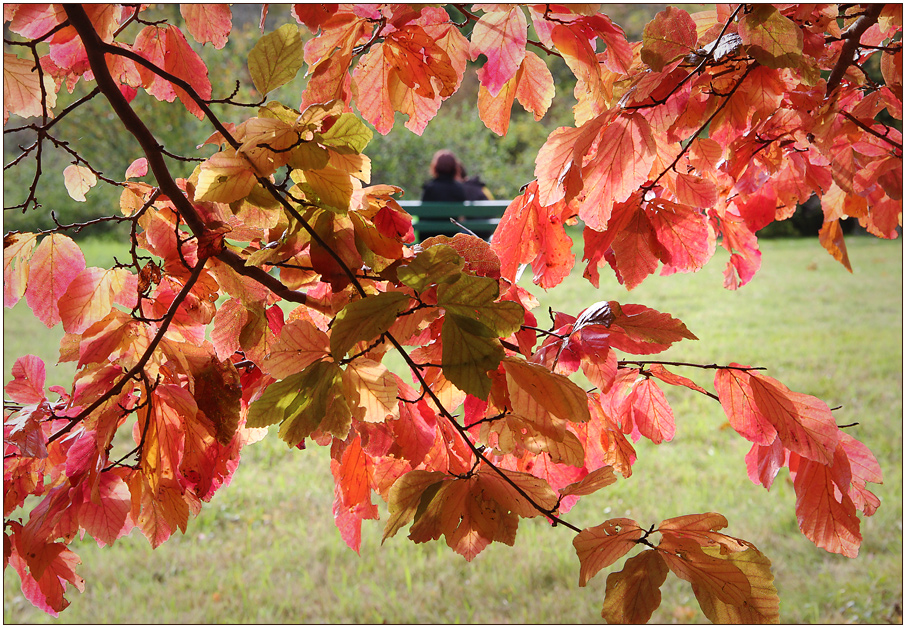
[3,234,902,623]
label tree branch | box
[825,4,885,96]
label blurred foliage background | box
[2,4,879,239]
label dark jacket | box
[422,176,467,202]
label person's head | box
[430,150,459,179]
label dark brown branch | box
[840,110,903,152]
[825,4,885,96]
[63,5,332,315]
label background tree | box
[3,4,900,622]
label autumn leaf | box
[692,546,780,624]
[180,4,232,49]
[62,165,97,202]
[606,302,698,355]
[657,535,752,608]
[383,470,448,543]
[329,291,409,359]
[344,357,399,423]
[490,181,575,288]
[261,319,330,378]
[3,53,57,121]
[559,466,617,498]
[573,518,646,586]
[578,113,657,231]
[4,232,36,308]
[248,23,304,95]
[600,550,669,624]
[503,356,591,424]
[25,234,85,328]
[789,453,862,558]
[470,6,527,96]
[738,5,804,69]
[195,152,257,203]
[641,7,699,72]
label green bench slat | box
[397,201,509,239]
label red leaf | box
[25,234,85,328]
[645,363,710,397]
[646,199,715,274]
[470,7,527,96]
[606,302,698,355]
[625,378,676,444]
[6,355,46,404]
[578,113,657,231]
[180,4,232,49]
[641,7,699,71]
[789,453,862,557]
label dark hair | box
[430,150,459,178]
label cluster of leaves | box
[3,4,900,622]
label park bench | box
[398,200,510,241]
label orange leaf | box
[646,199,715,274]
[645,363,710,397]
[261,318,330,378]
[560,466,617,498]
[573,518,645,586]
[600,550,669,624]
[606,302,698,354]
[789,453,862,557]
[503,356,591,425]
[490,181,575,288]
[818,219,853,272]
[58,267,132,334]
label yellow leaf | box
[3,53,56,121]
[692,546,780,624]
[344,357,399,423]
[195,152,257,203]
[248,23,304,95]
[63,165,97,202]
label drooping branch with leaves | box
[3,4,900,622]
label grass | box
[3,234,902,623]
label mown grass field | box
[3,234,902,623]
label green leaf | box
[436,274,524,337]
[278,360,347,444]
[441,316,505,399]
[319,112,373,155]
[246,371,308,428]
[248,24,305,95]
[398,245,465,292]
[738,5,803,69]
[330,291,410,359]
